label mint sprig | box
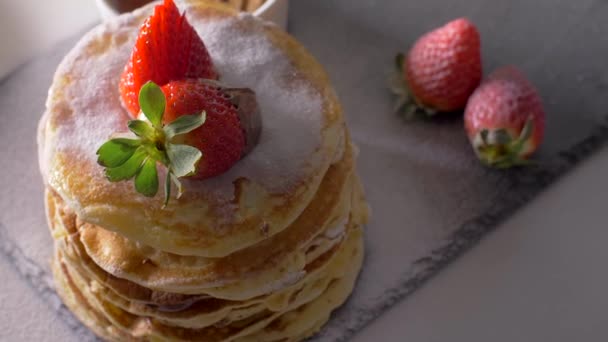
[97,81,206,206]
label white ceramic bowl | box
[95,0,289,30]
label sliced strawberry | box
[464,66,545,168]
[120,0,217,116]
[162,79,260,179]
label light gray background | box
[1,1,607,341]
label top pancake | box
[38,0,345,257]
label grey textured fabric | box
[1,1,607,340]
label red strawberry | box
[120,0,218,116]
[393,18,482,116]
[464,66,545,168]
[161,79,260,179]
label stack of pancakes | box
[38,1,368,341]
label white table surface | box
[1,1,607,341]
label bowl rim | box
[253,0,280,16]
[96,0,283,17]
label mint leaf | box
[166,143,202,177]
[135,158,159,197]
[128,120,156,140]
[139,82,165,127]
[105,147,146,181]
[96,138,140,167]
[163,111,206,139]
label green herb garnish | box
[96,81,206,206]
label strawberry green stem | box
[390,53,438,119]
[473,118,535,169]
[97,81,205,206]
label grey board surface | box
[1,0,607,340]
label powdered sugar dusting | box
[45,4,324,200]
[47,16,137,162]
[186,13,325,198]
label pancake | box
[78,142,354,295]
[56,221,358,331]
[47,140,354,297]
[48,173,367,335]
[55,218,347,322]
[46,166,364,301]
[38,0,345,258]
[54,226,363,341]
[52,253,139,341]
[235,228,363,341]
[47,148,368,340]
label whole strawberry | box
[392,18,482,116]
[162,79,260,179]
[120,0,218,116]
[464,66,545,168]
[98,81,260,205]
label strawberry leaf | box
[480,130,490,145]
[105,147,147,181]
[395,53,405,71]
[135,158,159,197]
[171,173,185,199]
[97,81,209,206]
[142,144,169,165]
[490,129,512,145]
[139,81,165,127]
[96,138,140,167]
[510,118,535,157]
[163,171,172,207]
[128,120,156,140]
[166,143,202,177]
[518,118,534,142]
[164,111,206,139]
